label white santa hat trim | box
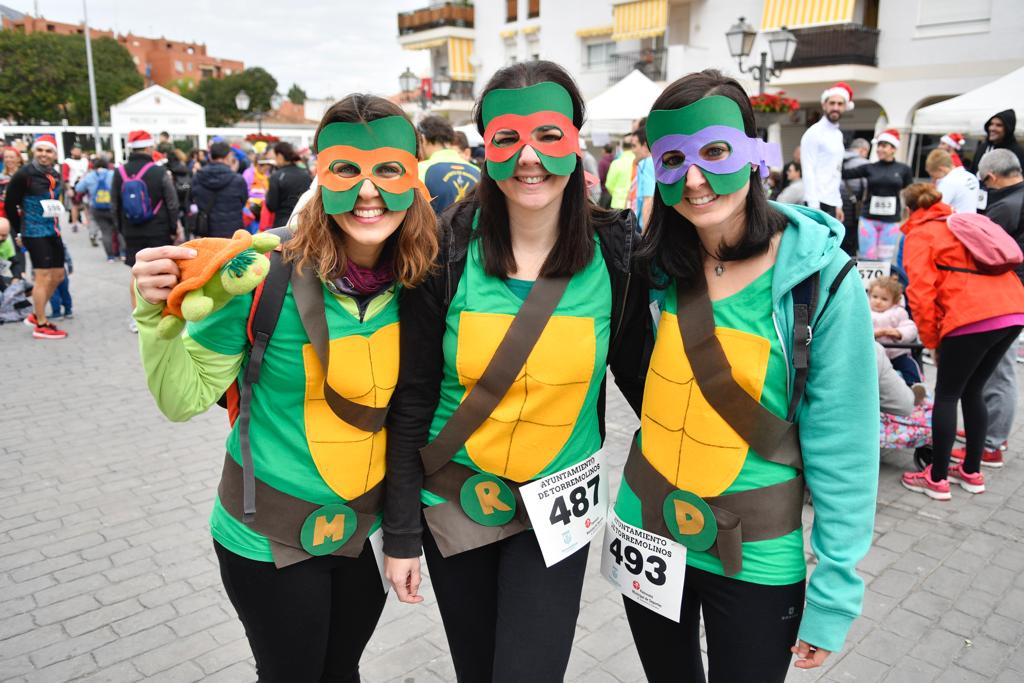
[820,83,855,111]
[940,133,963,150]
[874,130,900,149]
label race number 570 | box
[607,536,667,586]
[548,475,600,526]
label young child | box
[48,241,73,319]
[870,276,920,384]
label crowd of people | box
[3,62,1023,683]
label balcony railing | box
[398,2,474,35]
[609,48,667,84]
[785,24,879,68]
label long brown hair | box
[473,61,605,278]
[284,95,438,287]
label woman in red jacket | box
[900,183,1024,499]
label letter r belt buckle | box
[662,490,717,551]
[300,503,357,555]
[460,473,516,527]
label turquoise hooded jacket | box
[767,201,879,652]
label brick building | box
[0,9,244,90]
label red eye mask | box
[483,111,581,163]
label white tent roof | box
[110,84,207,135]
[913,67,1024,136]
[455,123,483,147]
[584,70,663,136]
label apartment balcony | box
[785,24,879,68]
[608,48,667,85]
[397,2,474,35]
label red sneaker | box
[23,312,38,327]
[901,465,951,501]
[951,446,1004,468]
[32,322,67,340]
[948,463,985,494]
[955,431,1007,452]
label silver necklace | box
[700,243,726,276]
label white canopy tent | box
[455,123,483,147]
[912,66,1024,136]
[584,70,664,137]
[110,85,207,161]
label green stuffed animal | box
[156,229,281,339]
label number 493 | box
[608,537,667,586]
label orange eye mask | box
[316,145,428,213]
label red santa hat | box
[940,132,965,150]
[820,82,854,111]
[127,130,155,149]
[874,129,901,149]
[32,134,58,152]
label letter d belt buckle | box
[662,490,717,551]
[423,462,531,557]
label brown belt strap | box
[420,274,571,475]
[676,278,802,470]
[623,442,804,577]
[422,462,531,557]
[217,454,383,568]
[290,265,388,434]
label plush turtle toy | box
[156,229,281,339]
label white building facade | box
[399,1,1024,164]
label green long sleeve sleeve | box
[134,290,244,422]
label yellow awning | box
[447,37,474,82]
[612,0,667,41]
[403,37,447,51]
[499,29,517,39]
[761,0,855,29]
[576,24,614,38]
[522,25,540,35]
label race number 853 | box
[607,537,667,586]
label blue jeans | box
[49,276,71,317]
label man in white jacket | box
[800,82,854,222]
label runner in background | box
[801,82,853,222]
[842,129,913,261]
[62,143,89,233]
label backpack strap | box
[238,226,294,522]
[787,257,857,421]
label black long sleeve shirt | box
[841,160,914,221]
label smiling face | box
[988,118,1006,143]
[876,141,896,162]
[33,145,56,167]
[647,95,780,214]
[495,143,572,213]
[331,178,407,263]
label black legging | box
[624,564,805,682]
[931,325,1022,481]
[214,539,387,683]
[423,523,588,683]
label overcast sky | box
[8,0,431,99]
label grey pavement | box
[2,225,1024,682]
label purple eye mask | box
[651,126,782,184]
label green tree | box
[186,67,278,126]
[287,83,307,105]
[0,31,142,124]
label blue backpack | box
[93,170,112,210]
[118,162,163,224]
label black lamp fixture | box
[725,17,798,95]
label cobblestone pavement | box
[3,227,1024,682]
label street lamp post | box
[234,90,283,135]
[398,67,452,111]
[82,0,102,153]
[725,17,797,95]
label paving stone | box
[828,651,890,682]
[22,653,99,683]
[92,625,177,667]
[28,626,117,669]
[132,631,220,676]
[62,599,145,638]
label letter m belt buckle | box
[460,473,517,526]
[300,503,358,555]
[662,490,717,551]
